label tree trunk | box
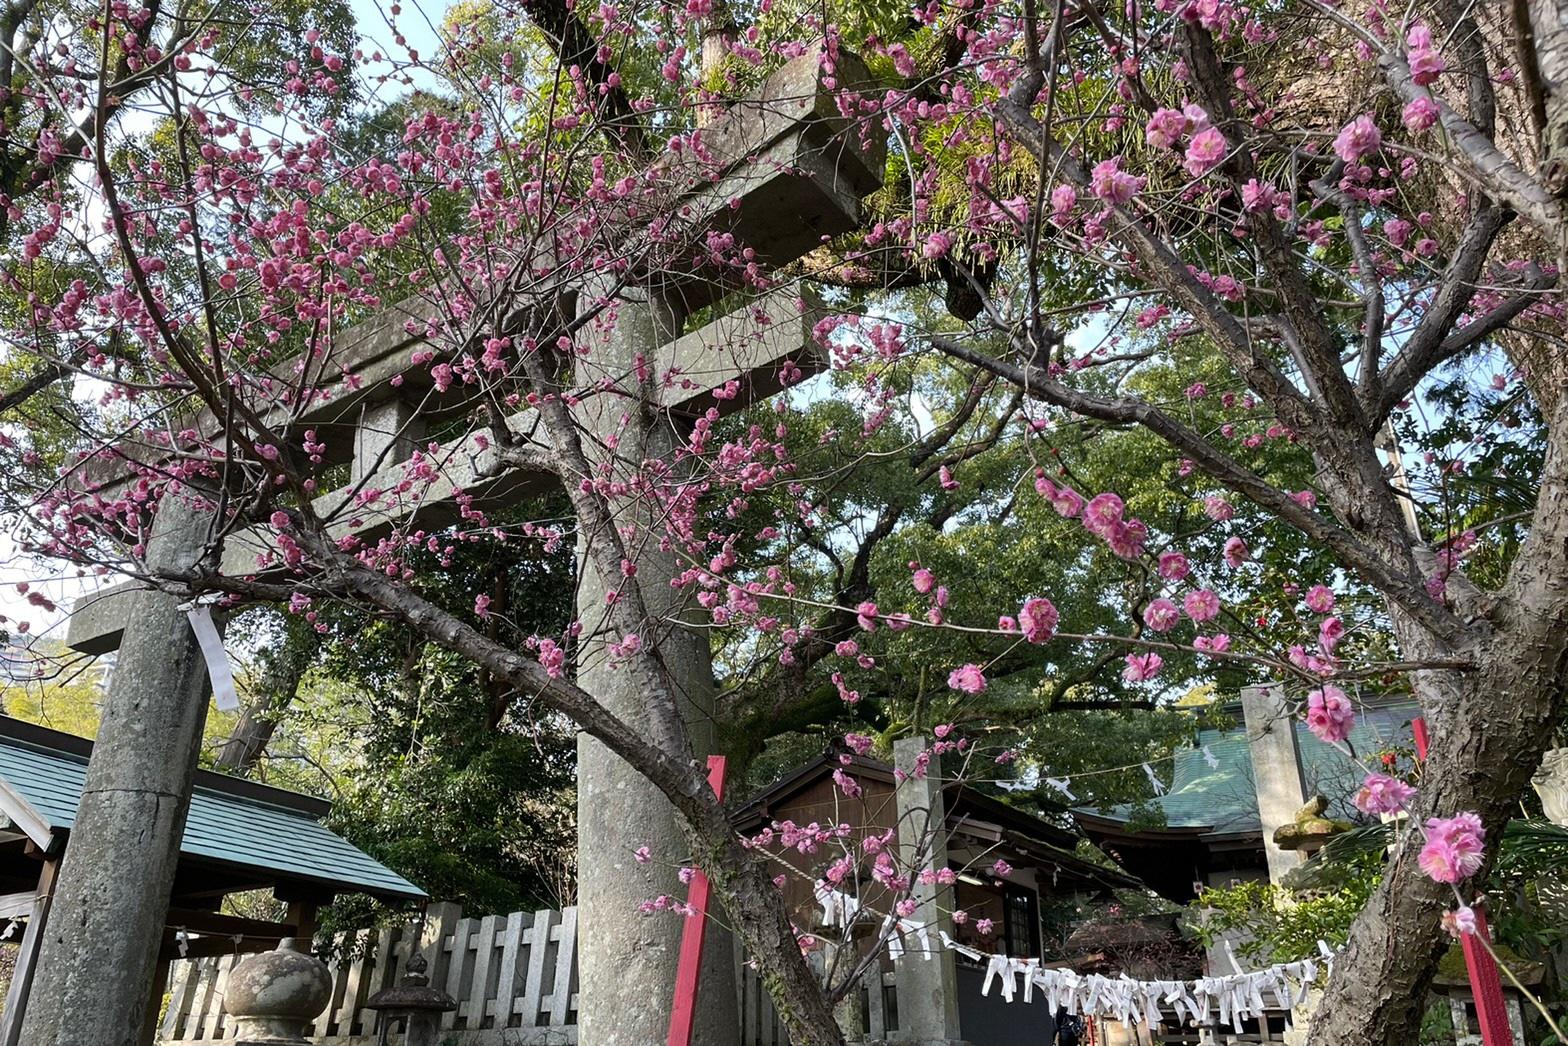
[213,619,318,774]
[699,830,848,1046]
[1311,391,1568,1043]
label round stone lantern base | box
[223,939,333,1046]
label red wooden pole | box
[1411,717,1514,1046]
[667,755,727,1046]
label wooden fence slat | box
[547,906,577,1027]
[358,924,399,1031]
[335,928,373,1034]
[313,933,348,1037]
[490,910,529,1028]
[160,959,198,1039]
[518,908,555,1027]
[465,913,500,1029]
[204,955,235,1041]
[196,956,227,1041]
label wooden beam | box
[164,906,297,939]
[0,858,57,1046]
[0,781,54,854]
[0,891,37,921]
[284,900,319,946]
[159,934,294,962]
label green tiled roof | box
[1084,702,1418,837]
[0,720,424,901]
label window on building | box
[1002,886,1040,957]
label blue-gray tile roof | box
[0,722,424,901]
[1081,701,1419,837]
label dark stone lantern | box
[366,952,457,1046]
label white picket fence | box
[157,901,894,1046]
[158,902,579,1044]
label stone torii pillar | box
[47,49,883,1046]
[892,736,967,1046]
[19,493,218,1046]
[572,285,739,1044]
[1240,682,1307,884]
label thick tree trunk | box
[698,826,848,1046]
[1311,391,1568,1044]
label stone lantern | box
[1271,796,1351,857]
[223,938,333,1045]
[1432,942,1545,1046]
[366,952,456,1046]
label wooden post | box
[1412,716,1513,1046]
[668,756,727,1046]
[0,858,57,1046]
[140,958,171,1046]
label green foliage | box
[233,501,580,920]
[1190,854,1383,964]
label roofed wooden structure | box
[0,715,424,1045]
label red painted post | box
[1411,717,1514,1046]
[1412,716,1430,762]
[667,755,728,1046]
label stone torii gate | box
[30,52,884,1046]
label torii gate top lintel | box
[63,50,886,656]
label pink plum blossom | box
[1355,773,1416,815]
[1145,107,1189,148]
[1223,536,1250,566]
[1089,158,1144,204]
[1123,652,1164,682]
[1193,633,1231,653]
[1333,115,1382,163]
[1419,813,1486,884]
[1184,589,1220,622]
[1443,906,1478,937]
[1184,126,1227,176]
[1158,551,1191,580]
[1020,597,1059,644]
[1402,97,1439,132]
[1143,598,1181,631]
[1084,492,1125,533]
[1305,684,1354,743]
[948,663,987,694]
[1203,495,1234,521]
[1050,184,1077,223]
[1305,585,1336,613]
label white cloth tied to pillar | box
[184,604,239,711]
